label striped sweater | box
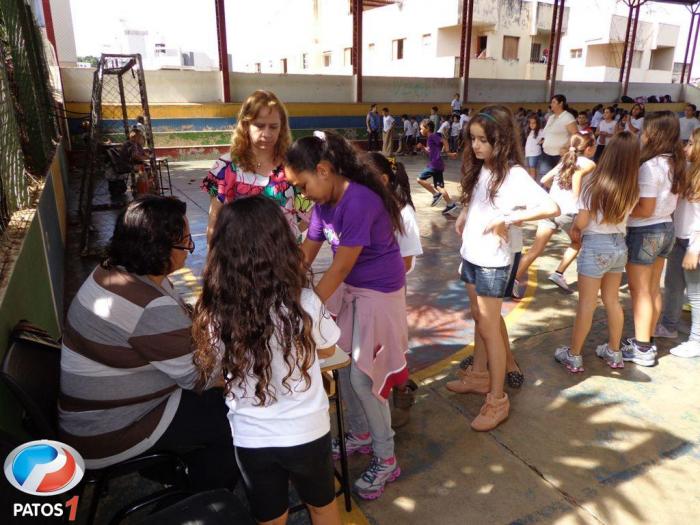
[58,266,199,469]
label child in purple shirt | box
[285,131,408,500]
[415,119,458,215]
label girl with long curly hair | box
[622,111,687,367]
[447,106,559,432]
[656,127,700,358]
[192,195,341,525]
[554,132,640,373]
[512,132,596,298]
[200,90,312,245]
[285,131,406,500]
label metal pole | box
[618,1,634,83]
[688,13,700,84]
[353,0,363,102]
[458,0,468,78]
[215,0,231,103]
[680,12,695,84]
[462,0,474,102]
[548,0,565,101]
[546,0,560,81]
[623,1,642,98]
[40,0,57,58]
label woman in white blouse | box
[540,94,578,180]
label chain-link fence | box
[0,0,59,236]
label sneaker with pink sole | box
[353,456,401,500]
[331,432,372,460]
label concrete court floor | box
[72,155,700,524]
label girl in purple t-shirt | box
[285,131,407,500]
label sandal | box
[458,355,524,388]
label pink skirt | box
[334,284,409,400]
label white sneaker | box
[654,324,678,339]
[548,272,572,293]
[670,340,700,358]
[595,343,624,369]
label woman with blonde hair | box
[201,90,312,244]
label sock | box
[555,270,563,275]
[381,456,396,465]
[633,338,652,350]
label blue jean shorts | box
[526,155,541,169]
[418,168,445,188]
[459,258,511,298]
[578,233,627,278]
[626,222,675,265]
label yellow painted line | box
[412,261,539,384]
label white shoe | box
[670,340,700,358]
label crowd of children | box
[190,88,700,522]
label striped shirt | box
[58,266,199,469]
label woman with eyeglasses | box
[58,195,238,491]
[201,90,312,245]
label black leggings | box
[152,388,238,491]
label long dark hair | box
[582,132,640,224]
[192,196,315,406]
[364,152,415,210]
[285,131,404,233]
[551,94,569,113]
[460,105,525,205]
[103,195,187,275]
[640,111,687,195]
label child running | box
[512,132,597,298]
[285,131,407,500]
[554,132,640,372]
[365,152,422,427]
[415,119,458,215]
[192,196,341,525]
[656,128,700,358]
[622,111,686,367]
[450,106,559,430]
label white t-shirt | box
[628,155,678,228]
[680,116,700,141]
[550,156,595,215]
[224,289,340,448]
[451,98,461,112]
[451,122,462,137]
[578,188,630,235]
[460,165,551,267]
[542,111,575,156]
[396,205,423,274]
[591,110,604,129]
[626,117,644,134]
[403,119,413,136]
[459,114,470,128]
[383,115,395,133]
[596,120,616,146]
[525,129,545,157]
[674,198,700,253]
[411,121,420,136]
[438,121,450,135]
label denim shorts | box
[459,258,511,298]
[419,168,445,188]
[626,222,675,265]
[578,233,627,278]
[526,155,541,168]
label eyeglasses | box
[172,234,195,254]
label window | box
[281,58,287,74]
[323,51,332,67]
[344,47,353,66]
[502,36,519,61]
[302,53,309,69]
[570,48,582,59]
[254,62,261,73]
[421,33,432,49]
[477,36,488,57]
[530,43,541,63]
[392,38,405,60]
[368,43,375,53]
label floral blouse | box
[201,153,313,243]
